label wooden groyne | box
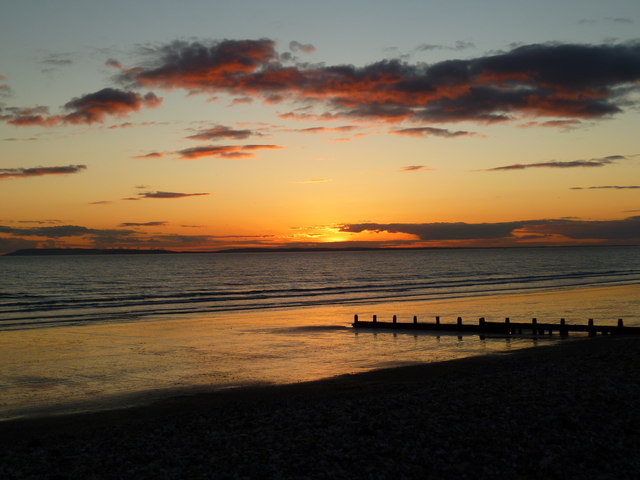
[352,315,640,336]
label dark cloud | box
[105,58,122,69]
[1,89,162,126]
[15,219,62,225]
[391,127,475,138]
[519,119,582,129]
[134,191,210,199]
[63,88,162,124]
[0,237,39,252]
[42,54,73,67]
[572,185,640,190]
[415,41,475,52]
[186,125,256,141]
[176,144,282,159]
[0,106,58,127]
[115,39,640,125]
[108,121,168,129]
[526,217,640,240]
[341,221,527,240]
[119,221,168,227]
[0,83,11,98]
[132,152,166,159]
[295,126,356,134]
[117,39,279,90]
[610,17,634,24]
[289,41,316,54]
[340,216,640,242]
[0,225,135,239]
[486,155,628,171]
[0,164,86,179]
[0,224,280,252]
[229,96,253,106]
[400,165,432,172]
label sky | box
[1,0,640,252]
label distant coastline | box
[3,244,638,256]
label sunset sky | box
[1,0,640,252]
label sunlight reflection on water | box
[0,284,638,420]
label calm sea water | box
[2,246,640,330]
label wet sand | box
[1,335,639,479]
[3,283,639,421]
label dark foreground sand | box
[1,336,639,479]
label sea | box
[1,246,639,419]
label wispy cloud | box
[571,185,640,190]
[108,121,168,129]
[400,165,433,172]
[519,119,582,129]
[185,125,257,141]
[296,126,357,134]
[132,152,166,159]
[0,165,86,179]
[288,41,315,54]
[119,221,168,227]
[15,219,62,225]
[296,178,332,184]
[41,54,73,67]
[124,191,210,200]
[391,127,475,138]
[486,155,628,171]
[415,40,475,51]
[0,81,11,98]
[176,144,282,159]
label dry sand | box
[1,336,639,479]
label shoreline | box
[2,335,639,478]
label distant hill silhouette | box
[5,244,620,256]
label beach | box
[1,335,639,479]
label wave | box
[2,247,640,330]
[1,267,638,331]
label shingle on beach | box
[1,336,639,479]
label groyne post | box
[560,318,568,337]
[352,314,637,336]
